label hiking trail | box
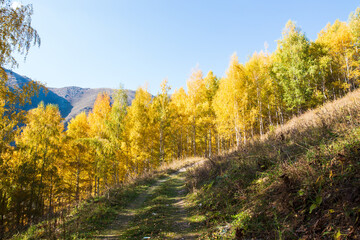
[93,162,205,240]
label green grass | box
[122,172,206,239]
[11,177,157,240]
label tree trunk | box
[208,129,212,158]
[243,126,247,146]
[97,177,100,196]
[235,124,241,149]
[268,103,272,127]
[94,176,97,196]
[204,133,207,157]
[257,86,263,136]
[49,174,53,215]
[159,121,164,162]
[38,149,48,216]
[192,118,196,156]
[0,191,6,239]
[76,156,80,203]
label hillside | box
[6,69,136,122]
[13,89,360,240]
[185,89,360,239]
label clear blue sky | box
[10,0,360,94]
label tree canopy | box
[2,3,360,238]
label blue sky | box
[11,0,360,94]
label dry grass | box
[271,89,360,140]
[120,157,205,188]
[186,89,360,239]
[156,157,205,173]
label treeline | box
[2,5,360,238]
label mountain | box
[5,69,136,122]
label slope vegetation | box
[186,90,360,239]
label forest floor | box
[93,162,206,240]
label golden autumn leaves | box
[2,2,360,236]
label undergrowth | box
[11,177,157,240]
[11,158,201,239]
[186,90,360,239]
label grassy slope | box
[186,90,360,239]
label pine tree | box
[15,102,64,222]
[170,87,190,158]
[213,53,248,149]
[0,1,41,235]
[186,69,206,155]
[202,71,219,157]
[317,19,359,94]
[66,112,91,202]
[124,87,152,174]
[149,80,172,164]
[88,92,112,195]
[106,86,128,184]
[272,21,321,114]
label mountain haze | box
[6,69,136,122]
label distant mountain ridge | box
[5,69,136,122]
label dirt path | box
[93,176,171,239]
[93,163,204,240]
